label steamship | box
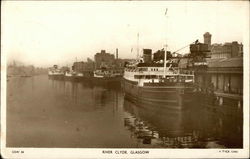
[93,67,123,83]
[48,65,64,80]
[122,49,195,110]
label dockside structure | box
[72,58,95,77]
[179,33,243,117]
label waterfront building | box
[94,50,115,69]
[189,39,243,94]
[7,63,35,76]
[208,57,243,94]
[203,57,243,117]
[179,39,243,117]
[194,57,243,95]
[187,40,243,117]
[72,60,95,76]
[211,42,243,59]
[203,32,243,59]
[202,32,243,59]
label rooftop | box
[204,32,211,36]
[207,57,243,68]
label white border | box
[1,1,249,158]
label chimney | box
[143,49,152,63]
[203,32,212,50]
[116,48,118,59]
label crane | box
[171,40,199,57]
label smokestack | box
[143,49,152,63]
[116,48,118,59]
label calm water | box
[7,75,242,148]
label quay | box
[188,32,243,118]
[195,57,243,117]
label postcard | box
[1,1,249,158]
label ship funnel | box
[143,49,152,63]
[116,48,118,59]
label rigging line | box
[172,40,198,54]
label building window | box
[223,75,230,93]
[230,75,242,94]
[218,74,224,91]
[145,75,151,79]
[134,75,145,79]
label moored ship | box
[64,71,74,80]
[48,65,64,80]
[94,67,123,80]
[92,49,124,85]
[92,67,123,85]
[122,49,195,110]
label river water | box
[7,75,242,148]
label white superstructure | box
[123,60,195,86]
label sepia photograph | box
[1,0,249,158]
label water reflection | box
[123,96,242,148]
[123,99,198,148]
[7,75,242,148]
[7,75,130,148]
[48,78,120,111]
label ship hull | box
[52,75,121,88]
[92,76,122,84]
[48,74,64,80]
[122,78,195,111]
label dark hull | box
[122,78,195,111]
[92,76,121,82]
[91,76,121,88]
[64,76,121,83]
[48,74,64,80]
[49,75,121,87]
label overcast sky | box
[2,1,249,67]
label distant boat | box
[64,71,75,81]
[48,65,64,80]
[93,67,123,83]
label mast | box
[163,8,168,78]
[164,45,167,78]
[137,33,139,61]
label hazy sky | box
[2,1,249,67]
